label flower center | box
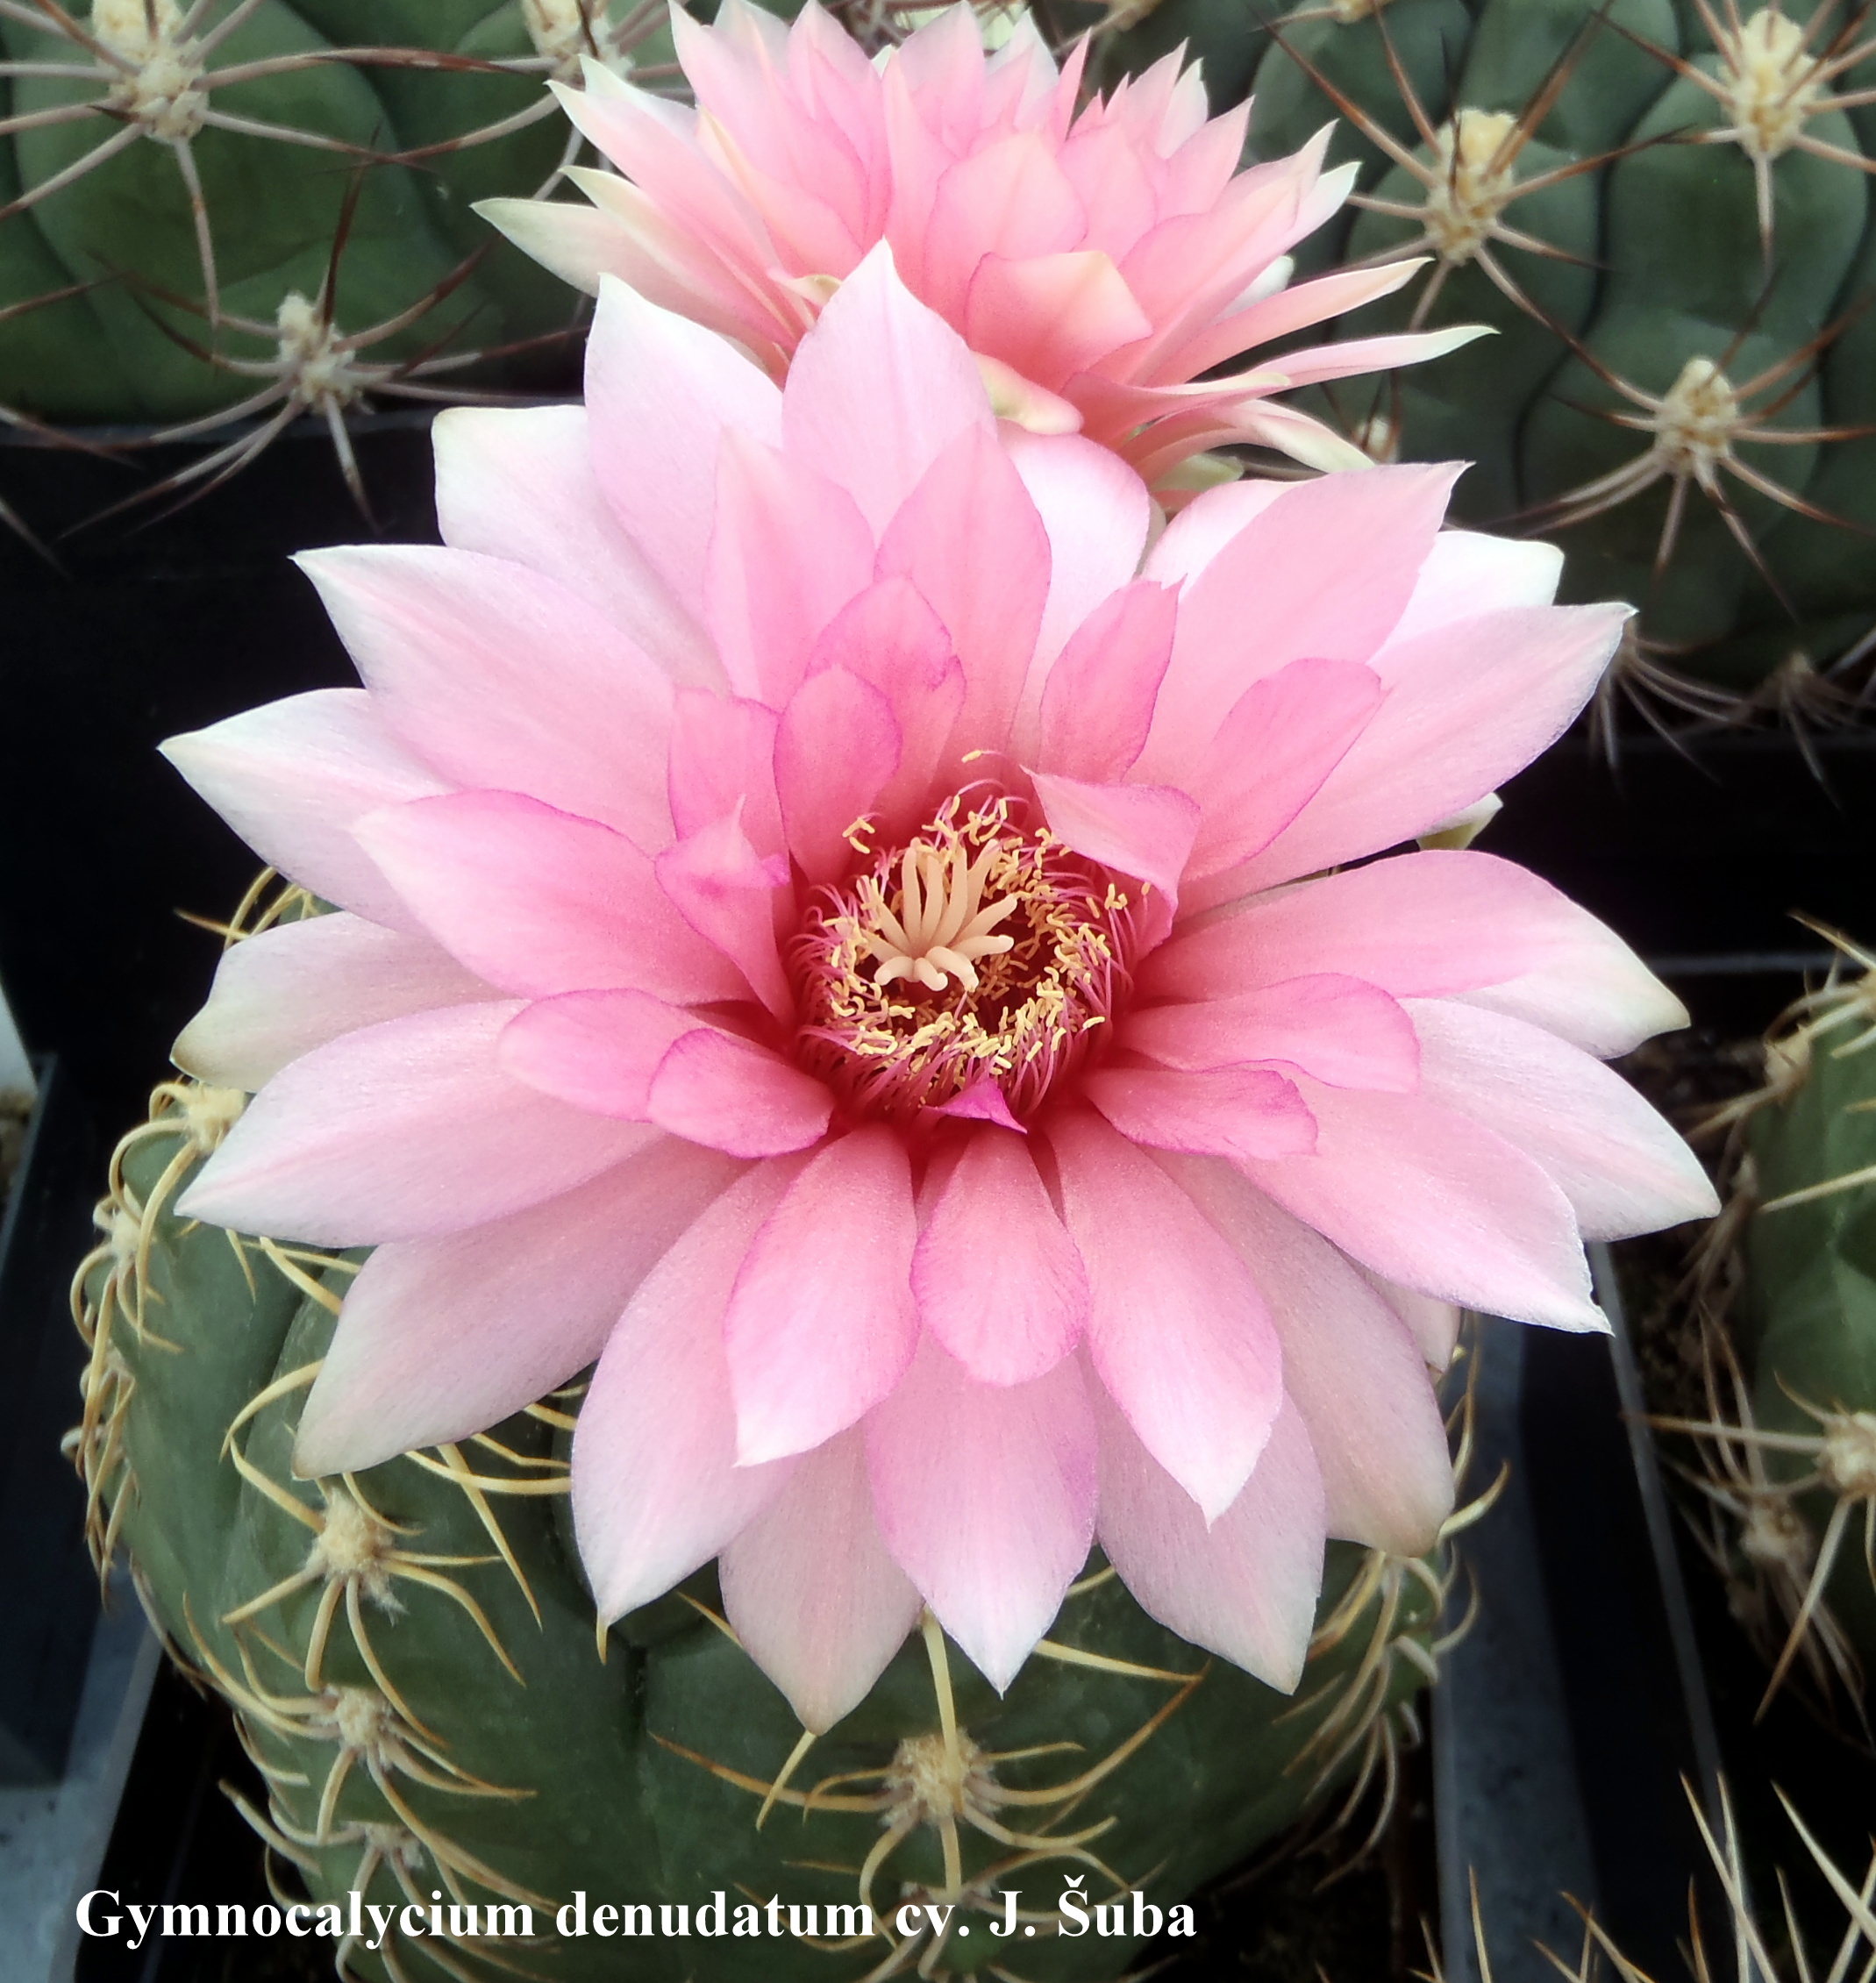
[789,797,1135,1123]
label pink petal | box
[1144,849,1685,1059]
[667,690,783,857]
[295,545,674,852]
[556,74,777,271]
[294,1139,743,1476]
[1267,324,1489,390]
[1165,1155,1455,1555]
[866,1336,1095,1691]
[913,1124,1088,1385]
[1141,475,1287,588]
[160,690,447,931]
[1237,1078,1607,1332]
[962,249,1152,392]
[1094,1384,1324,1692]
[574,1159,803,1622]
[703,431,877,707]
[926,1077,1024,1131]
[481,170,786,356]
[176,1002,655,1247]
[1226,603,1630,895]
[1125,974,1420,1092]
[1004,428,1152,695]
[774,667,902,883]
[920,132,1086,323]
[782,241,992,538]
[1138,465,1461,784]
[675,4,873,272]
[1192,396,1378,476]
[1165,260,1421,381]
[806,576,967,838]
[1407,1000,1717,1240]
[1184,657,1385,879]
[1386,531,1564,648]
[1035,580,1176,781]
[719,1430,923,1731]
[583,275,784,625]
[874,423,1050,757]
[355,790,744,1002]
[1030,772,1199,902]
[1084,1064,1317,1162]
[431,405,717,688]
[1046,1109,1282,1520]
[498,988,700,1119]
[173,913,493,1094]
[724,1126,921,1464]
[653,813,795,1020]
[648,1028,834,1158]
[1359,1266,1464,1371]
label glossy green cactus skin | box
[74,1094,1444,1983]
[0,2,612,422]
[1105,0,1876,691]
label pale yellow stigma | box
[860,840,1018,995]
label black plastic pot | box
[0,1057,104,1785]
[1490,731,1876,969]
[0,419,439,1139]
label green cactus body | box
[0,1,625,423]
[73,1074,1450,1983]
[1117,0,1876,695]
[1737,1017,1876,1666]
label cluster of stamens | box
[791,796,1133,1123]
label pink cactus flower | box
[162,251,1713,1730]
[480,0,1481,485]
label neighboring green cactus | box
[70,1055,1452,1982]
[1101,0,1876,720]
[1666,944,1876,1720]
[0,1,672,432]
